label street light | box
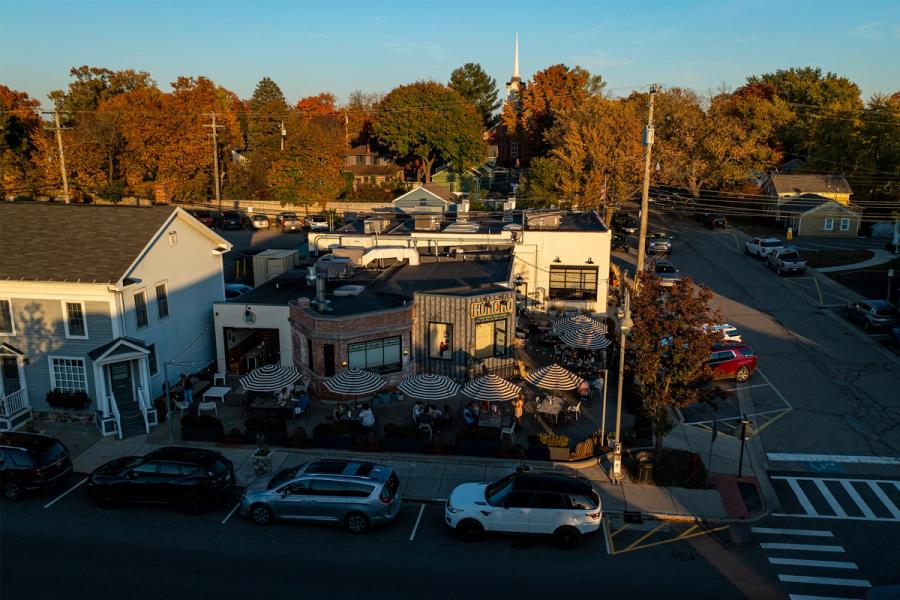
[612,289,633,482]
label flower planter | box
[251,451,273,476]
[245,429,288,446]
[181,426,222,442]
[548,446,570,462]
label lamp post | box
[612,289,633,482]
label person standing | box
[359,403,376,432]
[180,374,193,408]
[513,392,525,429]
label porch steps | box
[117,401,146,439]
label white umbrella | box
[525,364,584,392]
[462,374,520,402]
[323,368,385,396]
[398,374,460,401]
[240,364,300,392]
[554,314,607,335]
[561,325,611,350]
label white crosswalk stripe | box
[772,476,900,522]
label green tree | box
[629,272,721,456]
[372,81,485,183]
[248,77,288,155]
[449,63,501,129]
[49,66,156,119]
[519,156,563,207]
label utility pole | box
[204,113,224,214]
[280,121,287,152]
[47,111,70,204]
[634,84,660,279]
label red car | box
[188,209,216,228]
[708,343,757,382]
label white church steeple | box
[506,33,522,100]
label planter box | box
[383,437,428,453]
[455,440,498,457]
[245,430,288,446]
[526,445,551,461]
[252,452,273,476]
[313,434,354,450]
[181,426,222,442]
[548,446,571,462]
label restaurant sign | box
[470,297,514,320]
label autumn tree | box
[0,86,42,196]
[503,64,605,155]
[248,77,288,156]
[49,66,156,118]
[296,92,337,116]
[372,81,485,182]
[629,272,720,456]
[449,63,500,129]
[343,90,382,145]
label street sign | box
[612,443,623,482]
[740,419,753,441]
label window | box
[840,218,850,232]
[147,343,158,376]
[429,323,453,360]
[134,291,149,328]
[356,155,366,165]
[348,336,402,374]
[311,479,375,497]
[63,301,87,338]
[531,493,566,509]
[156,463,193,477]
[49,357,88,393]
[474,319,507,359]
[510,141,519,159]
[0,299,14,335]
[823,218,834,231]
[549,266,599,300]
[155,283,169,319]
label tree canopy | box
[449,63,500,129]
[248,77,288,155]
[371,81,485,182]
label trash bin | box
[637,453,654,484]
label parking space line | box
[221,502,241,525]
[760,543,845,552]
[43,477,87,509]
[751,527,833,537]
[769,557,858,570]
[786,479,817,516]
[409,503,425,541]
[756,368,793,410]
[840,481,876,519]
[777,574,871,588]
[814,480,846,517]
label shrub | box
[536,433,570,448]
[383,423,427,439]
[244,417,287,433]
[45,389,90,410]
[181,414,223,429]
[153,395,168,423]
[313,421,354,437]
[456,428,499,442]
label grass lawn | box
[826,257,900,302]
[804,249,874,268]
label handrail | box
[0,388,29,417]
[108,395,122,439]
[137,386,150,434]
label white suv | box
[445,471,602,549]
[745,237,784,258]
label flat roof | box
[228,255,512,317]
[332,210,607,236]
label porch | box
[88,337,159,439]
[0,343,32,431]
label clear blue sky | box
[2,0,898,107]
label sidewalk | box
[70,432,731,522]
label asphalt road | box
[1,483,745,600]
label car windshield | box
[656,264,677,274]
[282,213,298,219]
[875,307,895,316]
[37,441,67,465]
[267,466,301,490]
[649,233,666,239]
[779,252,801,261]
[763,240,782,247]
[485,474,516,506]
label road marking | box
[786,478,817,516]
[769,557,858,569]
[221,502,241,525]
[840,480,876,519]
[772,512,900,523]
[43,477,87,509]
[777,575,871,588]
[409,503,425,541]
[767,453,900,465]
[751,527,833,537]
[789,595,862,600]
[760,543,844,552]
[755,368,793,410]
[814,480,846,517]
[867,481,900,519]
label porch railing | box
[108,395,122,440]
[137,386,150,434]
[0,387,29,417]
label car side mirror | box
[128,471,138,480]
[280,489,291,498]
[502,499,510,509]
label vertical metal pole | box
[53,111,70,204]
[165,362,174,441]
[634,84,659,278]
[600,368,608,444]
[737,416,748,480]
[614,332,626,445]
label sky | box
[2,0,899,108]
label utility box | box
[252,249,299,288]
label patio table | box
[247,398,291,420]
[536,398,565,425]
[479,413,502,428]
[203,386,231,403]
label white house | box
[0,203,231,437]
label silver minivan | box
[240,460,401,534]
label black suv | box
[0,432,73,501]
[87,446,235,514]
[217,211,244,230]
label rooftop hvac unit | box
[414,214,441,231]
[315,254,354,279]
[364,218,389,234]
[252,249,299,288]
[526,212,561,230]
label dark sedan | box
[217,211,245,230]
[87,447,234,514]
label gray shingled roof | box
[0,203,176,284]
[771,173,852,195]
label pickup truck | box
[645,232,672,255]
[766,248,807,275]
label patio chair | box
[418,423,433,440]
[566,400,582,422]
[213,372,226,386]
[198,401,218,416]
[500,422,516,443]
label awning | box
[323,368,385,397]
[553,315,607,335]
[462,374,520,402]
[525,364,584,391]
[240,364,301,392]
[398,374,460,401]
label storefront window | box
[549,266,598,300]
[474,320,507,359]
[348,336,402,374]
[429,323,453,360]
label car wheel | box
[344,511,369,535]
[776,266,783,276]
[89,489,118,509]
[250,504,273,526]
[1,477,22,501]
[735,366,751,383]
[456,519,484,543]
[179,494,204,515]
[553,526,582,550]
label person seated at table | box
[578,379,591,401]
[275,387,291,406]
[358,403,375,432]
[332,402,345,422]
[463,402,479,428]
[416,405,433,426]
[427,404,443,419]
[292,391,309,417]
[412,400,425,423]
[438,405,453,428]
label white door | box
[528,492,567,534]
[486,491,531,533]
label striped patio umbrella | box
[525,364,584,392]
[398,374,460,401]
[554,314,608,335]
[240,364,300,392]
[561,325,612,350]
[462,374,520,403]
[323,368,385,396]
